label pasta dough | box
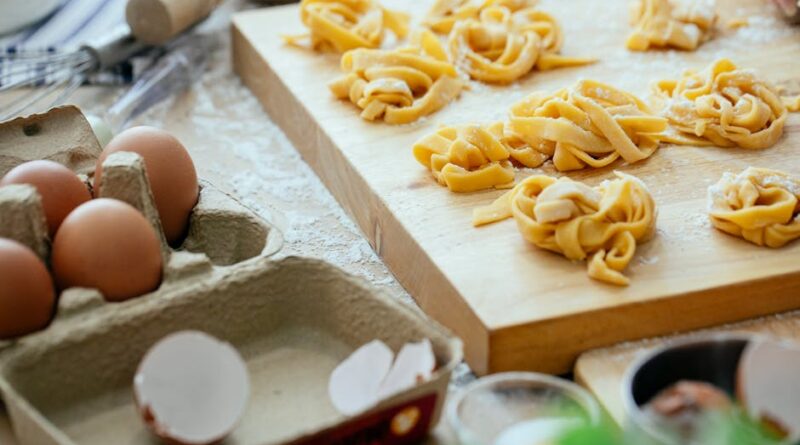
[413,123,518,193]
[329,31,464,124]
[473,172,657,286]
[447,5,594,83]
[708,167,800,248]
[507,80,667,171]
[412,80,667,192]
[285,0,410,53]
[424,0,537,34]
[654,59,789,149]
[627,0,716,51]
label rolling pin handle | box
[126,0,222,45]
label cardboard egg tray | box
[0,107,463,445]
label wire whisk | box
[0,25,147,122]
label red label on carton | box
[289,393,438,445]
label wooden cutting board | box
[574,310,800,426]
[232,0,800,375]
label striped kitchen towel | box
[0,0,154,85]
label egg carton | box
[0,107,282,343]
[0,107,463,444]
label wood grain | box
[574,311,800,426]
[232,0,800,375]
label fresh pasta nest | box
[412,80,667,192]
[424,0,538,35]
[708,167,800,248]
[447,5,594,83]
[654,59,790,150]
[413,123,518,193]
[507,80,668,171]
[285,0,410,53]
[473,172,657,286]
[627,0,716,51]
[329,31,464,124]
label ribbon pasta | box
[424,0,537,34]
[285,0,410,53]
[329,31,464,124]
[507,80,667,171]
[708,167,800,248]
[412,80,667,192]
[447,6,595,83]
[627,0,716,51]
[473,172,657,286]
[412,122,535,193]
[654,59,789,150]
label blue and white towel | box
[0,0,153,85]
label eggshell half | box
[329,340,394,416]
[737,339,800,441]
[134,331,250,445]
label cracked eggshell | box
[737,339,800,442]
[329,340,394,416]
[134,331,250,445]
[330,339,437,417]
[377,339,435,400]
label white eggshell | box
[377,339,435,399]
[134,331,250,445]
[329,340,394,416]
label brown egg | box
[94,127,199,246]
[0,160,92,237]
[52,199,163,302]
[0,238,56,339]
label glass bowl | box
[447,372,602,445]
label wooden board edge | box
[574,354,628,427]
[230,18,491,373]
[490,268,800,375]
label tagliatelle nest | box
[424,0,538,34]
[627,0,717,51]
[654,59,791,150]
[474,172,657,286]
[446,5,594,83]
[708,167,800,248]
[329,31,464,124]
[285,0,410,53]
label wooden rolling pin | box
[126,0,222,45]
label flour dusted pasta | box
[507,80,667,171]
[329,30,463,124]
[285,0,410,53]
[654,59,789,149]
[474,172,657,286]
[412,123,516,192]
[708,167,800,248]
[424,0,537,34]
[447,6,594,83]
[627,0,716,51]
[413,80,667,191]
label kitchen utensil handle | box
[126,0,222,45]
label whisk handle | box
[126,0,222,45]
[81,25,149,71]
